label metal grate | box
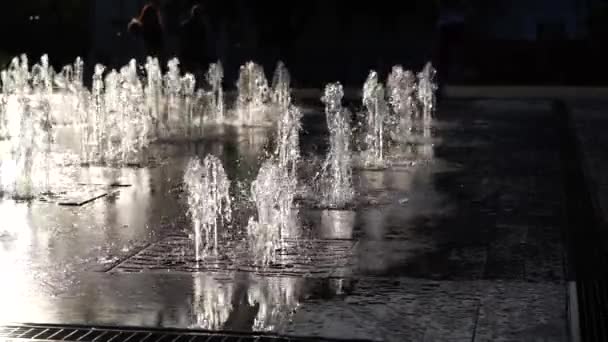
[0,324,366,342]
[107,234,356,278]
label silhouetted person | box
[179,2,210,77]
[135,0,165,59]
[128,18,146,62]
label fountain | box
[417,62,438,125]
[13,97,37,199]
[163,58,182,137]
[247,159,298,265]
[91,64,107,163]
[271,61,291,108]
[416,62,437,160]
[184,155,232,261]
[35,96,53,195]
[144,57,163,136]
[181,73,196,138]
[0,94,5,194]
[386,65,417,143]
[360,70,389,168]
[31,55,54,96]
[318,82,354,208]
[118,59,150,166]
[236,61,270,126]
[276,105,302,178]
[0,73,9,140]
[206,61,225,123]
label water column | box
[144,57,163,138]
[103,70,120,163]
[14,97,36,199]
[73,57,84,91]
[271,61,291,109]
[236,61,270,126]
[320,82,354,208]
[120,59,149,166]
[181,73,196,139]
[117,64,131,165]
[9,55,38,199]
[0,71,9,140]
[247,160,297,265]
[417,62,437,126]
[206,62,225,123]
[417,62,438,160]
[92,64,107,163]
[276,105,302,179]
[130,62,150,165]
[31,57,53,193]
[0,82,6,193]
[386,65,417,143]
[361,71,389,168]
[164,58,182,137]
[75,64,96,166]
[39,55,54,96]
[184,155,232,261]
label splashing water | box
[35,97,53,194]
[184,155,232,261]
[144,57,163,136]
[73,57,84,91]
[181,73,196,138]
[271,61,291,108]
[91,64,107,163]
[13,97,37,199]
[247,160,297,265]
[206,61,225,123]
[386,65,417,143]
[361,71,389,168]
[118,60,150,166]
[30,54,54,95]
[276,105,302,178]
[0,55,57,198]
[319,83,354,208]
[164,58,182,136]
[0,105,5,139]
[417,62,438,125]
[236,61,270,126]
[0,73,9,140]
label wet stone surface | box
[0,100,568,341]
[569,100,608,227]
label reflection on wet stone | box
[0,54,569,341]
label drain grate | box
[0,324,366,342]
[107,234,356,278]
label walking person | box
[179,2,210,79]
[132,0,165,60]
[127,18,146,62]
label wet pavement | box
[0,100,569,341]
[568,100,608,231]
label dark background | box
[0,0,607,87]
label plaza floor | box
[0,99,573,341]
